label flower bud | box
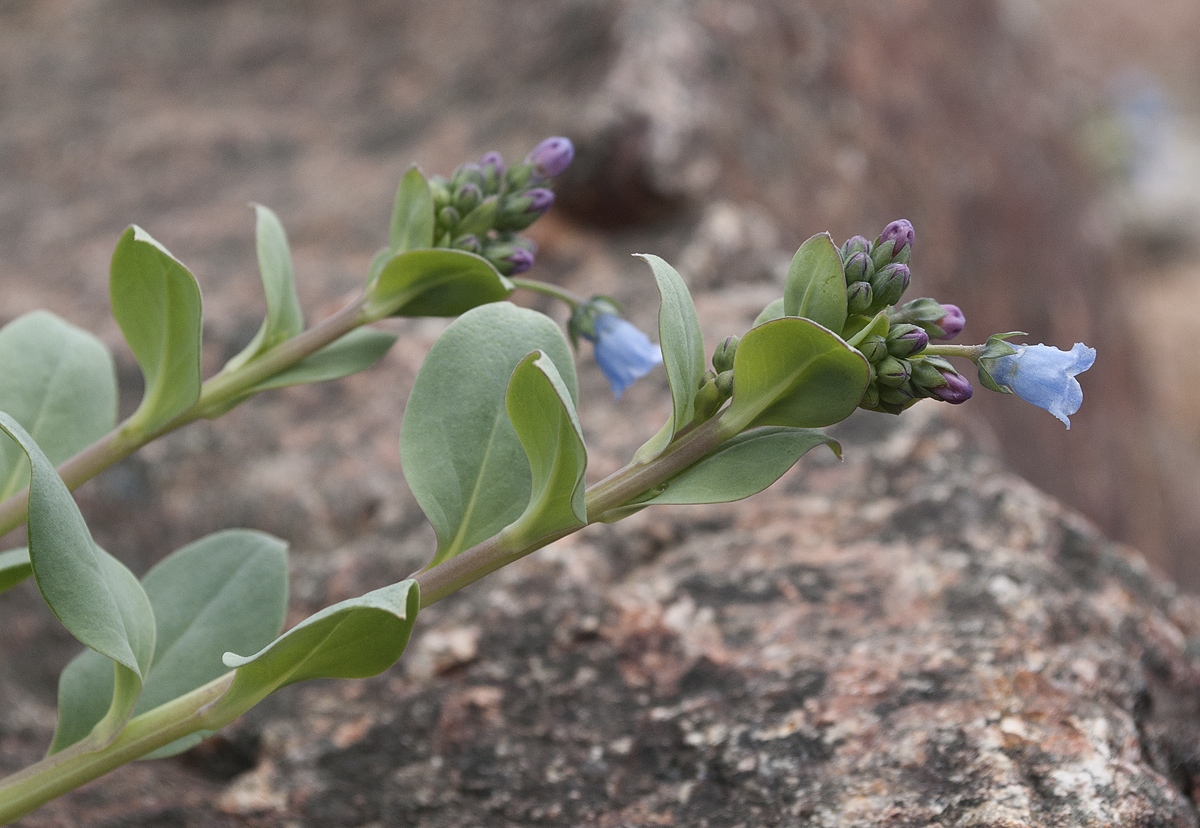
[846,280,873,315]
[928,370,973,404]
[875,356,910,387]
[526,136,575,179]
[453,234,481,254]
[484,237,537,275]
[870,263,911,308]
[933,303,965,340]
[843,251,875,284]
[886,323,928,358]
[874,219,914,267]
[692,379,723,421]
[841,235,871,261]
[453,182,483,214]
[495,188,557,231]
[437,205,460,232]
[428,175,453,209]
[858,334,888,363]
[878,381,918,410]
[450,162,484,192]
[712,335,739,373]
[479,151,505,192]
[860,383,880,409]
[714,369,735,397]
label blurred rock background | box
[3,1,1200,823]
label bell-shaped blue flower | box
[584,313,663,399]
[987,342,1096,428]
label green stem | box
[0,295,373,539]
[922,343,985,360]
[0,673,236,825]
[509,277,585,311]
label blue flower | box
[987,342,1096,428]
[584,313,663,399]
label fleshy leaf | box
[242,329,398,393]
[51,530,288,757]
[389,166,436,255]
[365,249,513,320]
[753,297,786,327]
[640,427,839,506]
[783,233,847,333]
[0,311,117,501]
[400,303,576,568]
[632,255,705,459]
[504,351,588,542]
[0,413,155,751]
[221,205,305,373]
[0,547,31,594]
[724,317,870,431]
[212,580,418,719]
[110,226,203,434]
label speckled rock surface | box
[3,2,1200,826]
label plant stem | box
[509,277,585,311]
[0,295,373,539]
[922,343,985,360]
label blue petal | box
[588,314,663,398]
[990,342,1096,429]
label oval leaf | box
[389,166,435,254]
[724,317,870,431]
[400,303,576,568]
[504,351,588,543]
[753,297,786,327]
[244,329,398,393]
[51,529,289,756]
[641,427,839,506]
[213,580,419,719]
[110,226,203,433]
[365,249,513,320]
[0,311,118,501]
[783,233,847,333]
[221,205,305,373]
[632,255,705,459]
[0,547,31,594]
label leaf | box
[632,255,705,459]
[110,226,203,434]
[0,311,117,501]
[244,329,398,393]
[365,249,513,320]
[724,317,870,431]
[504,351,588,543]
[212,580,418,719]
[399,303,576,568]
[782,233,847,333]
[50,530,289,757]
[389,166,435,254]
[0,547,31,594]
[221,205,305,374]
[753,297,786,327]
[640,427,840,506]
[0,413,155,750]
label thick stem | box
[922,343,985,360]
[509,277,585,311]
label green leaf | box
[110,226,203,434]
[0,547,31,594]
[221,205,305,374]
[753,297,786,327]
[724,317,870,431]
[641,427,839,506]
[389,166,435,254]
[0,414,155,750]
[51,530,289,757]
[400,303,576,568]
[244,329,398,393]
[632,255,705,458]
[0,311,118,501]
[365,249,513,320]
[212,580,418,719]
[783,233,847,333]
[504,351,588,542]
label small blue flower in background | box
[988,342,1096,429]
[584,313,663,399]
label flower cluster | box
[429,137,575,275]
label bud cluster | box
[428,137,574,276]
[838,220,972,414]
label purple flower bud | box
[843,251,874,283]
[933,303,965,340]
[525,187,555,215]
[504,247,535,275]
[841,235,872,261]
[886,323,929,358]
[526,136,575,179]
[929,371,973,404]
[879,219,914,258]
[846,280,873,314]
[875,356,910,387]
[479,151,505,176]
[870,262,911,308]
